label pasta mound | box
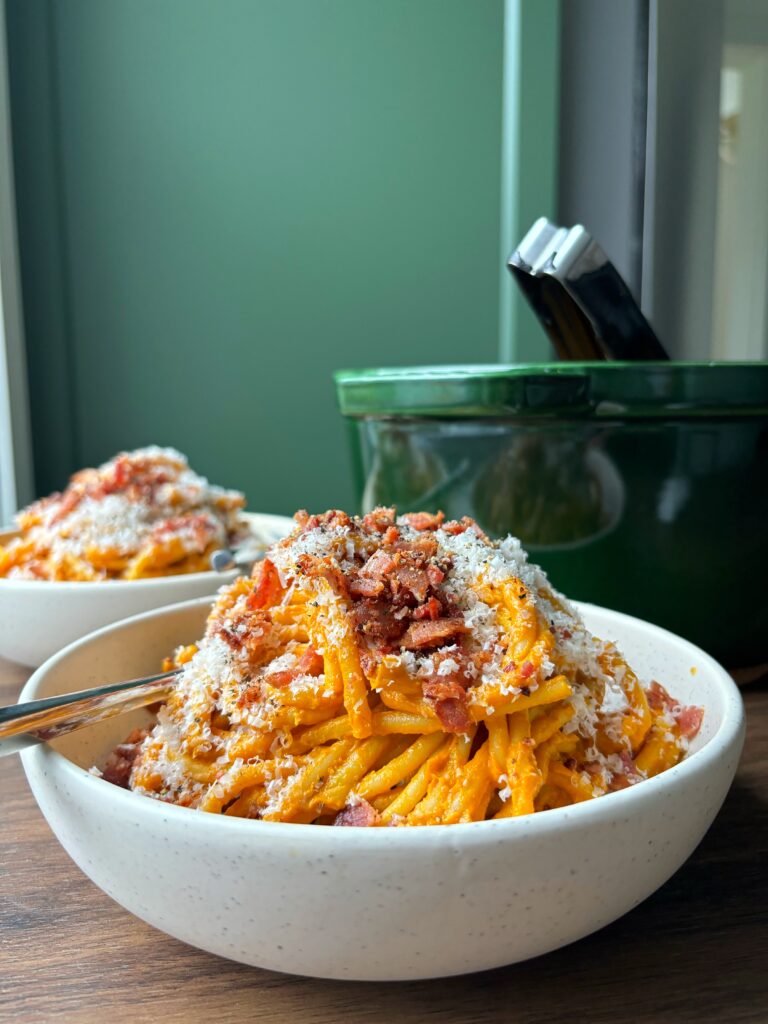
[109,508,703,825]
[0,447,246,580]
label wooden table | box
[1,660,766,1024]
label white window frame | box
[0,0,33,523]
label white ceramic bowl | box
[19,599,744,981]
[0,512,294,667]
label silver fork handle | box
[0,671,177,757]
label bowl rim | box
[20,596,745,846]
[0,511,295,589]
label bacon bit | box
[519,660,535,680]
[471,647,494,672]
[441,516,489,540]
[348,574,385,599]
[434,697,472,734]
[401,510,445,532]
[413,596,442,621]
[152,513,214,549]
[502,660,516,673]
[645,680,675,713]
[358,648,378,677]
[393,534,439,559]
[293,509,353,532]
[247,558,282,609]
[382,525,399,545]
[47,488,83,525]
[390,564,430,604]
[351,600,403,641]
[401,617,468,650]
[608,750,642,791]
[295,554,351,600]
[265,672,293,688]
[426,564,445,587]
[238,681,262,706]
[267,647,325,688]
[102,729,148,788]
[674,705,704,740]
[333,798,380,827]
[359,548,397,581]
[608,775,632,792]
[110,457,131,490]
[213,609,270,659]
[561,628,572,640]
[422,678,466,702]
[292,647,323,677]
[361,507,396,533]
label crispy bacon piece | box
[393,534,439,559]
[293,509,353,532]
[247,558,282,609]
[422,678,466,702]
[646,681,703,739]
[382,525,399,545]
[426,564,445,587]
[359,549,397,581]
[390,564,430,604]
[213,608,270,659]
[333,798,380,827]
[608,750,642,791]
[422,646,472,713]
[295,554,351,601]
[645,680,675,713]
[413,596,442,621]
[442,516,489,540]
[98,453,173,499]
[434,697,472,734]
[47,487,83,525]
[358,647,378,677]
[401,511,444,532]
[361,507,396,533]
[237,680,262,707]
[152,513,216,550]
[267,648,324,687]
[675,704,704,740]
[401,617,468,650]
[109,456,132,491]
[519,660,535,679]
[348,574,385,599]
[351,600,403,641]
[102,729,148,788]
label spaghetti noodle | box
[0,447,247,581]
[111,508,703,824]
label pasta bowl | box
[0,512,293,667]
[19,596,744,981]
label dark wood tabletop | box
[1,658,766,1024]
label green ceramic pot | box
[335,363,768,669]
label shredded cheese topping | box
[0,447,247,580]
[103,508,703,825]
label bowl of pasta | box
[19,509,744,981]
[0,447,294,666]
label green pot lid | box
[334,362,768,419]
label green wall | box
[7,0,556,514]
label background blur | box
[1,0,766,517]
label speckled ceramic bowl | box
[19,598,744,981]
[0,512,293,667]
